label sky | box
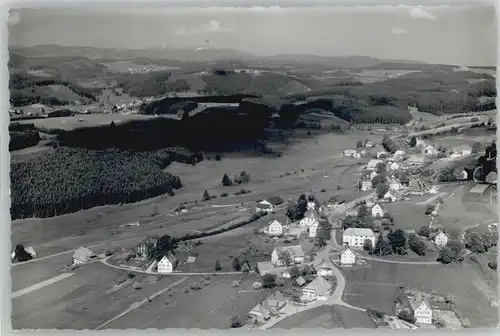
[7,5,497,66]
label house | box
[388,162,399,171]
[344,149,357,157]
[295,276,307,287]
[424,145,438,155]
[394,150,406,157]
[369,171,378,180]
[340,245,356,265]
[458,169,468,181]
[307,198,321,210]
[137,236,157,257]
[271,245,305,266]
[157,252,178,274]
[389,179,402,191]
[314,260,333,276]
[72,246,96,264]
[409,295,433,325]
[367,159,383,171]
[267,219,284,236]
[353,152,361,159]
[383,190,399,203]
[301,276,333,302]
[408,178,426,195]
[416,139,426,147]
[359,179,373,191]
[241,261,251,273]
[365,141,374,148]
[256,196,284,213]
[371,204,385,217]
[406,155,427,166]
[365,196,377,207]
[308,220,320,238]
[267,290,288,312]
[186,255,197,264]
[377,151,389,159]
[300,208,319,228]
[434,231,448,248]
[249,302,271,323]
[281,270,291,278]
[343,228,376,248]
[24,246,37,258]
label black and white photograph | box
[6,3,498,331]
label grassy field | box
[271,305,376,329]
[104,274,271,329]
[382,202,430,231]
[12,262,186,330]
[343,261,498,327]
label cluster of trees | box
[147,235,179,261]
[221,171,251,186]
[9,130,41,151]
[286,194,316,221]
[10,147,183,219]
[342,204,395,232]
[316,220,333,247]
[116,71,174,97]
[382,135,399,153]
[366,229,407,256]
[438,167,458,183]
[9,73,101,107]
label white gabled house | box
[73,246,96,265]
[300,276,333,302]
[359,179,373,191]
[365,140,374,148]
[343,149,357,157]
[434,231,448,248]
[314,260,333,276]
[340,245,356,265]
[388,162,400,171]
[371,204,385,218]
[256,196,284,213]
[383,190,399,203]
[369,171,378,180]
[389,179,402,191]
[424,145,438,155]
[157,252,178,274]
[267,219,284,236]
[343,228,376,248]
[409,296,433,325]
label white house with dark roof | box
[409,295,433,324]
[256,196,284,213]
[343,228,376,248]
[314,259,333,276]
[340,245,356,265]
[371,204,385,217]
[367,159,383,171]
[359,179,373,191]
[267,219,284,236]
[157,252,178,274]
[300,276,333,302]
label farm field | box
[17,113,155,130]
[271,304,376,329]
[383,202,430,231]
[104,274,271,330]
[12,262,187,330]
[343,261,498,327]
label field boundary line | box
[12,273,75,299]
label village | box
[13,129,496,330]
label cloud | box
[391,27,409,35]
[408,7,437,20]
[8,11,21,26]
[174,20,230,36]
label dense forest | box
[10,147,184,219]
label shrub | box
[230,315,242,328]
[261,274,277,288]
[488,260,497,269]
[214,261,222,271]
[222,173,232,186]
[220,192,229,197]
[397,310,416,324]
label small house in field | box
[344,149,357,157]
[343,228,376,248]
[271,245,305,266]
[371,204,385,218]
[359,179,373,191]
[301,276,333,302]
[434,231,448,248]
[72,246,96,265]
[340,245,356,265]
[267,219,285,236]
[314,260,333,276]
[408,295,433,325]
[367,159,383,171]
[157,252,178,274]
[256,196,284,213]
[300,208,320,228]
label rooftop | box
[343,228,375,237]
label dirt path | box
[95,276,188,330]
[12,272,75,299]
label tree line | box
[10,147,183,219]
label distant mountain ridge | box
[11,44,430,69]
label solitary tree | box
[13,244,32,262]
[261,274,277,288]
[277,249,294,266]
[408,234,426,256]
[222,173,232,186]
[437,247,455,264]
[230,315,242,328]
[409,136,417,147]
[356,140,363,148]
[214,260,222,271]
[232,257,241,271]
[202,190,211,201]
[418,226,430,238]
[363,239,374,253]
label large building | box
[342,228,376,248]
